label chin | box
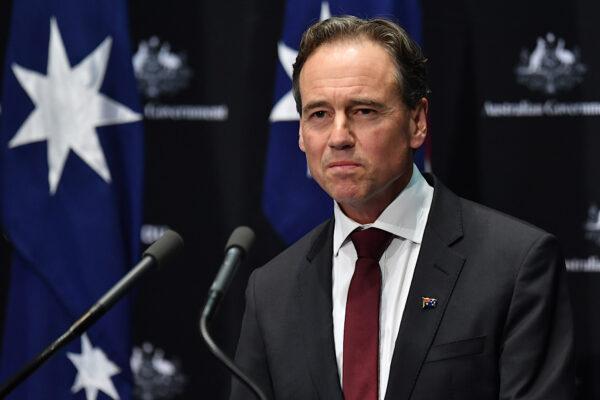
[329,189,366,206]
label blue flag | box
[263,0,424,244]
[0,0,143,399]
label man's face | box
[298,39,427,223]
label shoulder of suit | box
[458,196,557,247]
[425,174,556,249]
[254,219,331,276]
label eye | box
[311,110,327,119]
[356,108,375,116]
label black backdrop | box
[425,1,600,397]
[2,0,600,398]
[127,0,286,398]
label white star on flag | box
[269,2,331,122]
[9,17,141,194]
[67,334,121,400]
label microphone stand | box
[0,256,154,398]
[0,230,183,398]
[199,226,266,400]
[200,309,267,400]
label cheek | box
[363,131,407,157]
[301,134,326,160]
[362,135,411,173]
[301,144,326,180]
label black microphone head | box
[225,226,255,255]
[143,230,184,269]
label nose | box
[327,114,354,150]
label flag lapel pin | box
[422,297,438,309]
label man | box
[231,16,574,400]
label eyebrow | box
[348,98,388,110]
[302,98,388,114]
[302,101,329,114]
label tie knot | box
[350,228,392,261]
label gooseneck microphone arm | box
[200,314,267,400]
[0,230,184,398]
[199,226,267,400]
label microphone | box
[200,226,266,400]
[0,230,184,398]
[202,226,255,323]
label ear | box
[298,125,306,152]
[409,98,428,150]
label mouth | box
[327,161,361,171]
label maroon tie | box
[343,228,392,400]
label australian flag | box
[262,0,424,244]
[0,0,143,399]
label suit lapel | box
[385,176,466,400]
[297,220,344,400]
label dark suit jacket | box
[231,175,574,400]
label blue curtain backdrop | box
[0,0,143,398]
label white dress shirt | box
[332,166,433,400]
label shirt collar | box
[333,165,433,256]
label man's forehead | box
[299,40,398,96]
[305,37,389,64]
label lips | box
[327,161,361,170]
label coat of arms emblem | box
[515,33,586,95]
[132,37,192,99]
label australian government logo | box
[133,36,228,122]
[131,342,186,399]
[566,203,600,272]
[483,33,600,118]
[515,33,585,95]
